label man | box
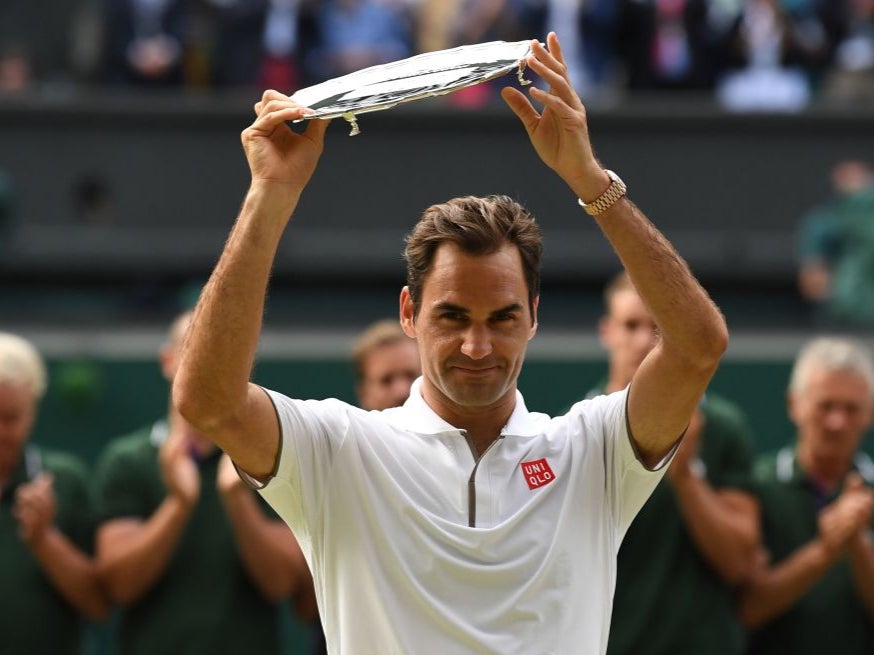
[94,311,309,655]
[0,332,108,654]
[797,160,874,325]
[739,337,874,655]
[594,272,760,655]
[353,318,420,411]
[174,33,728,653]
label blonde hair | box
[0,332,47,398]
[789,337,874,398]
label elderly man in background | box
[0,332,109,655]
[740,337,874,655]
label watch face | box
[290,40,534,122]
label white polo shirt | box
[257,379,668,654]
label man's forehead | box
[425,243,526,287]
[801,367,872,399]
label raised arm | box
[502,34,727,466]
[173,93,329,478]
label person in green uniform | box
[93,311,310,655]
[596,273,761,655]
[0,332,109,655]
[797,160,874,326]
[739,337,874,655]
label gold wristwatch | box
[577,170,627,216]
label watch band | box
[577,170,627,216]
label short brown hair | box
[403,195,542,317]
[352,320,412,382]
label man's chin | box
[444,382,506,408]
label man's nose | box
[460,324,493,360]
[824,408,850,431]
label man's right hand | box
[159,430,200,508]
[818,473,874,556]
[242,90,330,198]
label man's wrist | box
[246,181,302,216]
[24,524,55,552]
[570,167,612,204]
[577,170,627,216]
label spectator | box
[796,159,874,326]
[0,332,109,655]
[304,0,413,83]
[716,0,830,111]
[739,337,874,655]
[823,0,874,105]
[618,0,727,92]
[593,272,760,655]
[202,0,269,89]
[352,318,420,412]
[94,310,309,655]
[103,0,188,87]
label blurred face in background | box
[789,367,873,480]
[0,382,37,482]
[357,339,421,411]
[600,288,658,385]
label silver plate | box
[291,40,534,135]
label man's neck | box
[797,443,853,492]
[420,384,516,458]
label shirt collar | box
[1,445,42,501]
[387,377,543,437]
[776,445,874,486]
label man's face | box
[0,382,37,480]
[357,340,421,411]
[600,288,658,378]
[401,242,537,412]
[789,367,873,473]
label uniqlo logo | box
[521,458,556,490]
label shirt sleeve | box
[583,388,676,543]
[253,389,354,544]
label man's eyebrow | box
[491,303,524,317]
[435,302,469,314]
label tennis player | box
[174,33,728,654]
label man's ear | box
[528,295,540,340]
[400,286,417,339]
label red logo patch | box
[521,457,556,490]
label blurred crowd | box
[1,0,873,109]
